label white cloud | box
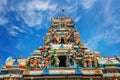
[17,0,58,27]
[103,0,113,25]
[21,25,33,34]
[0,0,7,12]
[0,0,8,25]
[114,26,120,30]
[66,0,74,3]
[104,27,120,44]
[85,27,120,50]
[20,12,42,27]
[75,16,81,23]
[7,25,25,36]
[16,42,22,50]
[81,0,96,10]
[99,0,120,44]
[27,0,56,11]
[0,16,8,25]
[8,30,18,36]
[85,35,102,50]
[12,26,25,33]
[85,0,120,50]
[18,0,57,12]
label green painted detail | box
[78,78,80,80]
[59,31,66,36]
[8,68,20,70]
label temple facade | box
[0,16,120,80]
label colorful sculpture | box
[0,16,120,80]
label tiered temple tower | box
[0,16,120,80]
[30,16,89,69]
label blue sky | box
[0,0,120,66]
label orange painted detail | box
[20,65,25,69]
[6,65,11,68]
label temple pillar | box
[66,54,70,67]
[74,60,77,66]
[95,61,97,67]
[56,57,60,67]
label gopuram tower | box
[0,14,120,80]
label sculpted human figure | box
[56,58,60,67]
[54,34,60,43]
[65,34,70,44]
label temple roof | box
[98,57,120,64]
[6,58,27,66]
[51,16,74,27]
[12,59,19,65]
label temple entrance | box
[58,56,66,67]
[60,38,65,44]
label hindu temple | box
[0,15,120,80]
